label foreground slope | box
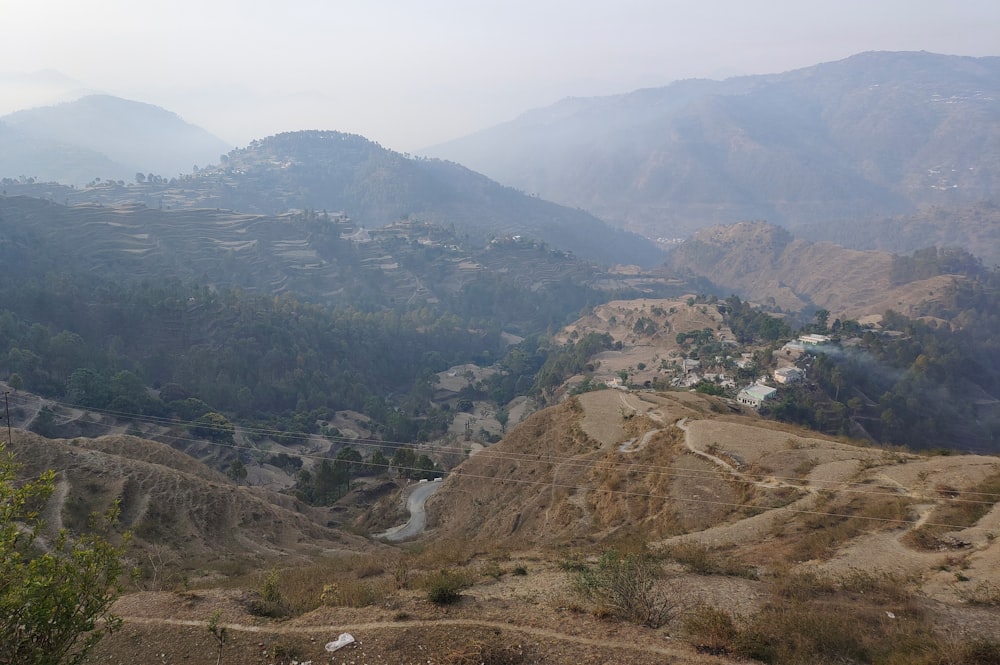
[430,389,1000,612]
[32,387,998,664]
[8,431,368,579]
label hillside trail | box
[613,393,938,553]
[630,397,964,574]
[116,615,733,662]
[615,391,817,495]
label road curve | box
[377,480,442,542]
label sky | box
[1,0,998,153]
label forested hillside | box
[1,129,662,267]
[427,51,1000,250]
[0,194,688,455]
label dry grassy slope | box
[427,390,742,546]
[668,221,960,319]
[8,432,374,574]
[557,297,733,387]
[428,389,1000,607]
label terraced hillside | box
[0,129,664,267]
[0,196,678,322]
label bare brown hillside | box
[7,431,375,584]
[667,221,960,318]
[28,389,1000,663]
[428,389,1000,627]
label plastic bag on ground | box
[325,633,356,652]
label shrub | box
[960,581,1000,606]
[683,605,738,654]
[424,569,470,605]
[248,568,289,617]
[1,444,129,665]
[666,542,758,579]
[321,579,392,607]
[573,549,676,628]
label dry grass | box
[785,494,912,561]
[665,542,758,579]
[905,471,1000,550]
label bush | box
[573,549,675,628]
[248,568,290,617]
[1,444,128,665]
[424,569,470,605]
[683,605,738,654]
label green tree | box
[1,443,128,664]
[8,373,23,391]
[814,309,830,333]
[227,458,247,485]
[495,407,509,433]
[192,412,235,443]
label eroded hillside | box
[429,389,1000,625]
[666,221,961,318]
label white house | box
[774,367,804,384]
[737,383,778,409]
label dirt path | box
[116,615,729,662]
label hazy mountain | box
[0,94,232,185]
[425,51,1000,241]
[2,130,662,266]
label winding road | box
[377,480,442,542]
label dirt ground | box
[87,569,743,665]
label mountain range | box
[426,51,1000,242]
[2,130,662,266]
[0,94,232,185]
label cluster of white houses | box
[736,337,819,409]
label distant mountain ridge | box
[425,51,1000,243]
[0,94,232,184]
[3,130,662,266]
[664,220,963,318]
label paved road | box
[378,480,442,542]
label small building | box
[737,383,778,409]
[782,341,806,354]
[773,367,804,384]
[798,334,831,346]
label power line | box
[7,392,1000,518]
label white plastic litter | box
[325,633,356,652]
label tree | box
[814,309,830,333]
[1,443,128,664]
[227,458,247,485]
[495,407,509,433]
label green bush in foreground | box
[1,443,128,665]
[425,569,470,605]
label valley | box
[2,48,1000,665]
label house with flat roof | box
[774,367,804,384]
[737,383,778,409]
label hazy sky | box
[2,0,998,152]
